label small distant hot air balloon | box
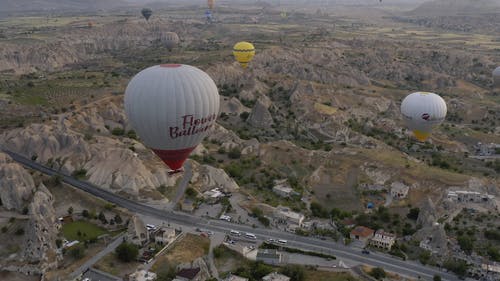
[280,11,287,19]
[233,42,255,69]
[125,64,220,172]
[493,66,500,88]
[141,8,153,21]
[205,10,213,22]
[208,0,215,10]
[87,21,93,28]
[162,32,179,51]
[401,92,447,142]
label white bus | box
[244,233,257,240]
[278,239,287,245]
[230,230,241,236]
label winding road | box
[3,149,459,281]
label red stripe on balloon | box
[152,146,195,170]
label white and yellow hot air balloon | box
[401,92,447,142]
[125,64,220,172]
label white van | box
[244,233,257,240]
[230,230,241,236]
[146,224,156,230]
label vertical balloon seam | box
[186,67,202,148]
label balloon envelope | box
[493,66,500,88]
[233,41,255,69]
[141,8,153,21]
[401,92,447,142]
[208,0,215,10]
[162,32,179,50]
[124,64,220,170]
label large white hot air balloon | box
[401,92,447,142]
[125,64,220,172]
[493,66,500,88]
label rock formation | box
[0,153,36,212]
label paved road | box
[69,233,125,279]
[3,149,458,281]
[167,161,192,210]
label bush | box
[258,216,270,227]
[185,187,197,198]
[69,244,85,259]
[126,130,137,139]
[114,214,123,224]
[68,206,74,215]
[369,267,386,280]
[240,112,250,120]
[228,148,241,159]
[1,226,7,233]
[115,242,139,262]
[443,259,468,277]
[280,265,305,281]
[433,275,442,281]
[56,239,63,248]
[15,228,25,235]
[22,207,29,215]
[72,169,87,179]
[457,235,473,254]
[111,127,125,136]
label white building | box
[370,229,396,250]
[202,188,225,204]
[482,262,500,274]
[262,272,290,281]
[447,190,495,204]
[272,179,297,198]
[390,182,409,199]
[154,227,176,245]
[274,206,305,228]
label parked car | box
[362,249,370,254]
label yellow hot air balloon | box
[233,42,255,69]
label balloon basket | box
[168,169,184,176]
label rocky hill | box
[0,153,60,277]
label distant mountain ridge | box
[410,0,500,16]
[0,0,127,13]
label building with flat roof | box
[370,229,396,250]
[129,270,157,281]
[223,274,249,281]
[274,206,305,228]
[257,249,282,265]
[175,267,202,281]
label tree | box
[457,235,473,254]
[310,202,328,218]
[407,208,420,220]
[433,275,442,281]
[98,211,106,222]
[115,242,139,262]
[22,206,29,215]
[67,206,73,215]
[281,265,305,281]
[15,228,24,235]
[369,267,386,280]
[56,239,63,248]
[114,214,123,224]
[82,209,90,218]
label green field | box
[62,220,108,241]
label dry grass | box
[94,252,141,278]
[305,270,360,281]
[151,233,210,273]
